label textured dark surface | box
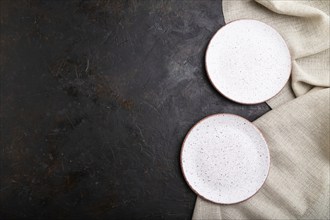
[0,0,270,219]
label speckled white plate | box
[205,19,291,104]
[181,114,270,204]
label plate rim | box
[180,113,270,204]
[205,19,292,105]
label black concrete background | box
[0,0,270,219]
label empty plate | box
[181,114,270,204]
[205,19,291,104]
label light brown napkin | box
[193,1,330,219]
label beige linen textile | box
[193,1,330,219]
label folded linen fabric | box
[193,1,330,219]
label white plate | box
[181,114,270,204]
[205,20,291,104]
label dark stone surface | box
[0,0,270,219]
